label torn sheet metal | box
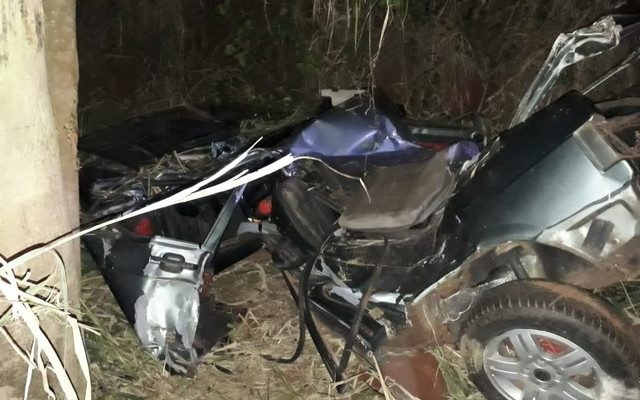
[130,186,247,373]
[134,237,204,373]
[511,16,622,127]
[287,93,427,172]
[328,286,407,307]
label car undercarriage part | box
[506,247,530,280]
[260,258,311,364]
[334,237,389,385]
[281,266,346,382]
[261,223,390,388]
[261,222,379,370]
[307,285,389,347]
[277,233,392,393]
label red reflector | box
[419,142,448,151]
[133,216,154,237]
[256,196,272,217]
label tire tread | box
[459,280,640,400]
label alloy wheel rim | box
[483,329,605,400]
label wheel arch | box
[400,239,640,350]
[463,240,634,291]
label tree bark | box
[0,0,81,399]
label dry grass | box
[429,346,482,400]
[395,0,615,127]
[306,0,616,129]
[600,280,640,324]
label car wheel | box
[459,280,640,400]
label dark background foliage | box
[77,0,620,134]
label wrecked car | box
[82,15,640,400]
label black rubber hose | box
[260,257,314,364]
[209,246,341,376]
[300,273,342,381]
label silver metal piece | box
[439,270,514,323]
[474,137,634,247]
[328,285,407,306]
[511,16,621,127]
[143,236,202,281]
[537,184,640,263]
[573,117,622,172]
[484,329,605,400]
[134,236,204,373]
[202,185,246,252]
[236,221,279,235]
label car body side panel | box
[450,92,611,246]
[469,137,634,247]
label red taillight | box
[133,216,154,236]
[256,196,272,217]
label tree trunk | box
[0,0,81,399]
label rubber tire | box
[459,280,640,400]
